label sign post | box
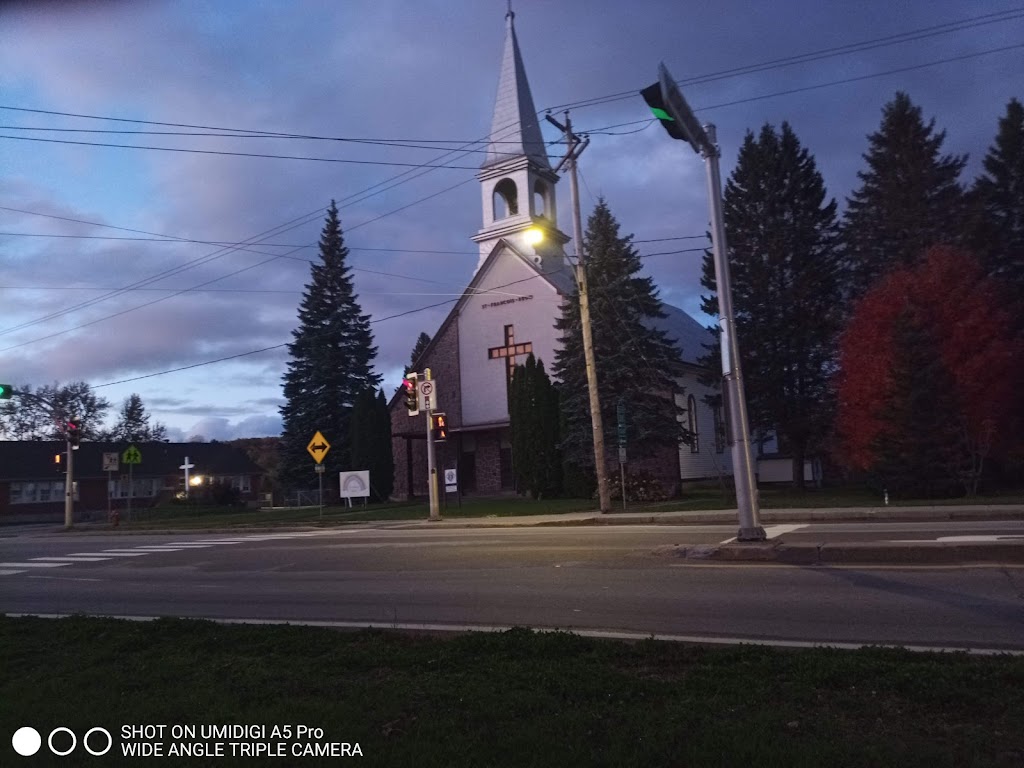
[422,371,440,521]
[307,431,331,519]
[102,452,118,522]
[122,445,142,520]
[616,399,627,512]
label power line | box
[541,7,1024,113]
[0,231,478,255]
[89,271,559,389]
[574,41,1024,135]
[0,115,531,344]
[0,133,485,169]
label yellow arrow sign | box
[306,431,331,464]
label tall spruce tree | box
[842,92,967,299]
[406,332,432,374]
[699,122,842,488]
[553,200,683,477]
[349,387,394,501]
[279,201,380,490]
[509,354,561,499]
[971,97,1024,300]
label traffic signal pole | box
[424,368,440,521]
[641,64,765,541]
[703,124,764,542]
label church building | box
[388,10,731,498]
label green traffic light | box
[0,383,12,400]
[649,107,674,122]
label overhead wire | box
[4,8,1021,378]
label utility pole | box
[64,435,74,529]
[641,63,765,541]
[5,388,78,529]
[546,112,611,514]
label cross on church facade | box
[488,324,533,390]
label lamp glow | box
[189,475,203,486]
[525,227,544,245]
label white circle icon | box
[12,727,41,756]
[48,727,76,757]
[84,727,113,756]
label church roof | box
[646,302,715,367]
[529,257,713,367]
[482,11,551,171]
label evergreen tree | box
[373,389,395,500]
[871,308,960,499]
[553,200,683,477]
[509,354,561,498]
[349,387,394,502]
[108,393,167,442]
[842,92,967,299]
[407,332,432,373]
[279,202,380,490]
[699,122,842,488]
[971,97,1024,299]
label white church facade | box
[388,10,732,498]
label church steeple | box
[482,8,550,170]
[472,9,568,273]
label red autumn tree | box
[836,246,1024,495]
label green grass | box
[112,497,598,530]
[2,616,1022,767]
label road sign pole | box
[318,468,323,520]
[64,438,74,529]
[128,462,133,521]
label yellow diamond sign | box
[307,431,330,464]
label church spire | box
[482,9,550,170]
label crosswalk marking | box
[1,528,366,577]
[0,561,72,568]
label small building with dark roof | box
[0,441,264,523]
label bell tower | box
[472,8,569,272]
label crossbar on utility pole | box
[546,111,611,514]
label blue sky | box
[1,0,1021,440]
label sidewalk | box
[403,504,1024,566]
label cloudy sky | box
[2,1,1021,440]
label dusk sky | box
[2,1,1021,440]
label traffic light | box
[66,417,82,447]
[640,82,690,142]
[54,453,62,466]
[403,372,419,416]
[0,383,12,399]
[431,412,448,442]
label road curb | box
[682,540,1024,566]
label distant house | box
[0,441,264,523]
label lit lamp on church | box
[524,226,544,246]
[190,475,203,487]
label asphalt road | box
[2,522,1023,651]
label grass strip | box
[2,616,1023,767]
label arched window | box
[493,179,518,219]
[533,180,547,219]
[687,395,699,453]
